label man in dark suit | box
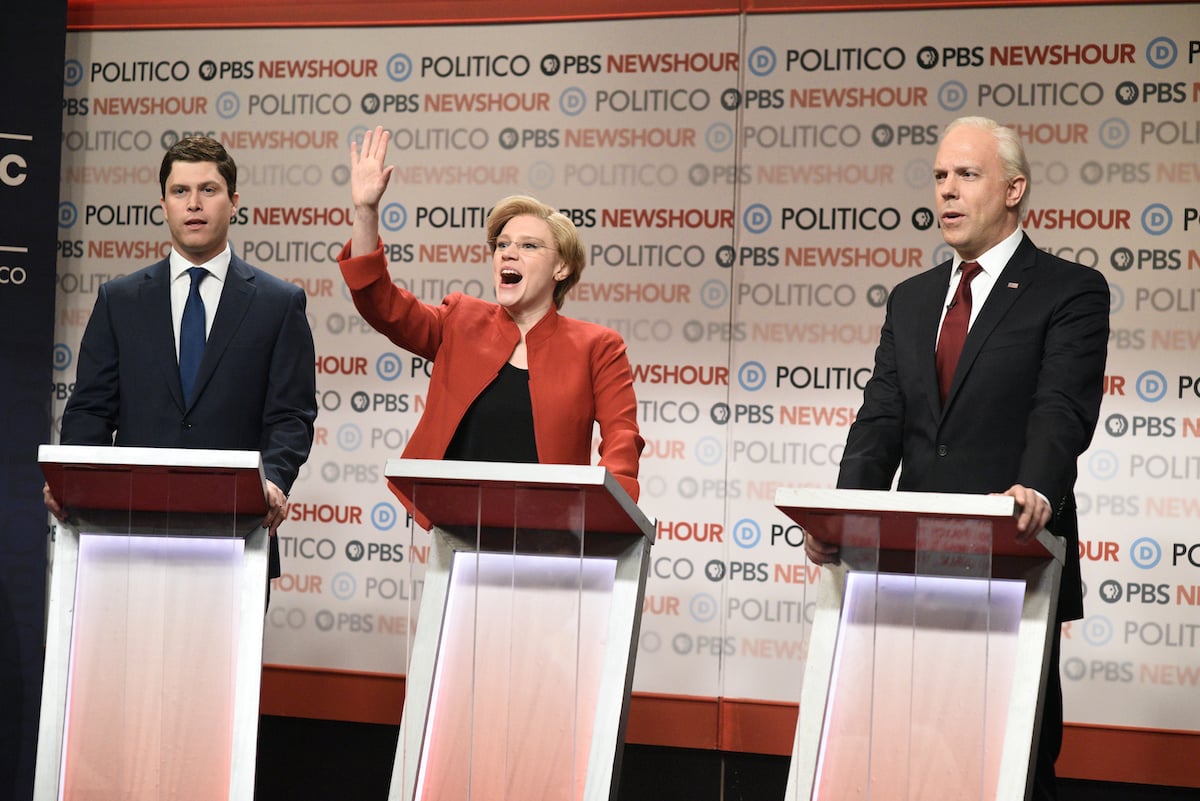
[808,117,1109,800]
[44,136,317,577]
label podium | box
[382,459,656,801]
[35,445,271,801]
[775,488,1066,801]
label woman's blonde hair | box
[487,195,585,310]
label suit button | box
[182,421,192,429]
[936,444,948,457]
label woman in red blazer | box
[338,126,643,502]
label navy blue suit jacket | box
[61,254,318,574]
[837,233,1109,621]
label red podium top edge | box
[775,487,1062,561]
[39,444,268,517]
[384,459,655,540]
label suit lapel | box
[139,259,188,411]
[188,255,255,406]
[943,234,1038,410]
[920,262,953,421]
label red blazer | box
[339,243,644,501]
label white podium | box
[383,459,656,801]
[35,445,271,801]
[776,488,1065,801]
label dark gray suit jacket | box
[61,254,318,575]
[837,233,1109,621]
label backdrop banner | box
[46,1,1200,784]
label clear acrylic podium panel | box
[38,447,269,801]
[781,491,1058,801]
[386,462,653,801]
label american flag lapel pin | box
[1007,282,1019,289]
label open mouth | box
[500,268,523,285]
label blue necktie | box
[179,266,208,403]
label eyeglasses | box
[490,238,557,255]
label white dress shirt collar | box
[954,227,1023,280]
[169,244,232,283]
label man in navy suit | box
[44,136,317,577]
[809,117,1109,799]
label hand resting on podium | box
[801,482,1051,566]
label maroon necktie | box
[936,260,982,404]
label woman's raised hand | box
[350,125,394,210]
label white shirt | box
[169,245,230,360]
[935,227,1023,346]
